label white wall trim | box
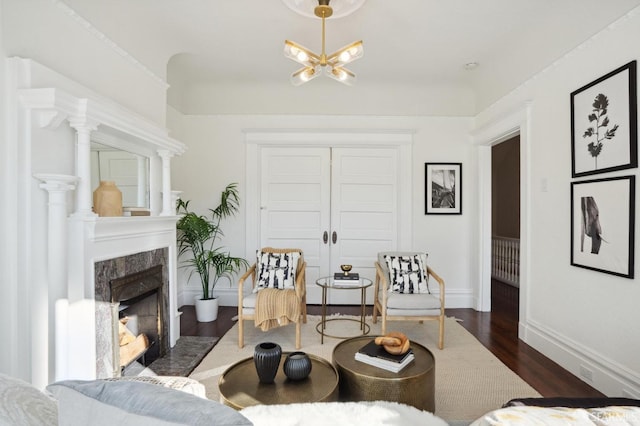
[478,5,640,114]
[523,319,640,398]
[244,130,414,263]
[444,288,475,309]
[18,87,186,154]
[51,0,168,89]
[470,102,532,333]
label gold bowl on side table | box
[340,264,353,275]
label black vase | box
[283,351,312,381]
[253,342,282,384]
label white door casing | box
[471,102,531,341]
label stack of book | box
[333,272,360,286]
[354,339,414,373]
[123,207,151,217]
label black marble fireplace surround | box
[94,248,169,377]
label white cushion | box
[254,250,300,292]
[470,405,640,426]
[242,292,258,309]
[0,373,57,426]
[382,253,430,294]
[386,292,441,310]
[241,400,448,426]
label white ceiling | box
[59,0,640,115]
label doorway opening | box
[491,136,521,320]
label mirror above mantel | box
[91,133,150,210]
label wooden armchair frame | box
[237,247,307,349]
[372,260,446,349]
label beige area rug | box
[190,315,541,422]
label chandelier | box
[284,0,364,86]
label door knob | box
[332,231,337,244]
[323,231,328,244]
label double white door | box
[259,147,399,304]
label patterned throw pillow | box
[384,253,430,294]
[254,251,301,292]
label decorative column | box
[136,155,147,208]
[34,173,78,383]
[157,149,175,216]
[171,191,183,216]
[68,114,99,217]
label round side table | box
[315,276,372,343]
[218,352,339,409]
[332,336,436,412]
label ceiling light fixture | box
[284,0,363,86]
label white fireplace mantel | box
[59,215,181,380]
[12,61,188,381]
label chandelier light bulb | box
[301,69,313,82]
[339,50,351,63]
[297,51,309,62]
[334,68,347,80]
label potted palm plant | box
[176,183,248,322]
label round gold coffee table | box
[218,352,339,409]
[332,336,435,411]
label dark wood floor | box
[180,281,604,398]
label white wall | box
[0,0,19,379]
[475,11,640,397]
[170,114,476,308]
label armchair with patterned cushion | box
[372,251,446,349]
[237,247,307,349]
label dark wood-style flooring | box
[180,280,604,398]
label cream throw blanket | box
[254,288,301,331]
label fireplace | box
[110,265,166,372]
[94,248,170,377]
[55,216,181,381]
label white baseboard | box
[178,287,239,307]
[179,287,475,310]
[521,319,640,398]
[443,288,475,309]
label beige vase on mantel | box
[93,181,123,217]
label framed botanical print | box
[425,163,462,215]
[571,60,637,178]
[570,175,635,278]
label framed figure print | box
[425,163,462,215]
[570,175,635,278]
[571,60,637,178]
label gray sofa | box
[0,373,251,425]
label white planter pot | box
[194,296,219,322]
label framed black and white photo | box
[570,175,635,278]
[425,163,462,215]
[571,60,637,178]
